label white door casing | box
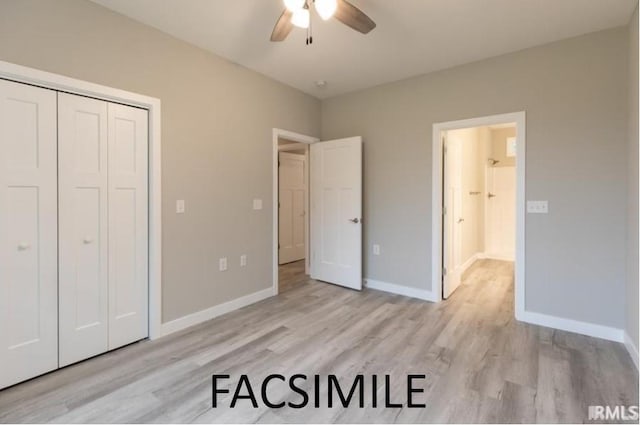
[0,80,58,389]
[310,137,362,290]
[485,166,516,261]
[107,103,149,350]
[432,112,525,315]
[443,133,464,299]
[58,93,109,367]
[278,152,306,265]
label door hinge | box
[443,267,447,276]
[442,206,447,215]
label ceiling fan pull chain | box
[309,6,313,44]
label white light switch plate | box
[372,244,381,255]
[219,257,228,271]
[176,200,185,214]
[253,199,263,210]
[527,200,548,214]
[240,255,247,267]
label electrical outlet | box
[219,257,228,271]
[527,200,548,214]
[373,244,381,255]
[240,254,247,267]
[176,200,185,214]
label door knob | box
[17,242,30,251]
[457,218,464,224]
[488,192,497,199]
[349,218,360,224]
[83,237,94,244]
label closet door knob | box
[83,237,94,244]
[17,242,30,251]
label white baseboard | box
[460,253,482,274]
[518,310,624,342]
[625,331,639,370]
[364,278,437,302]
[158,287,274,338]
[482,252,515,262]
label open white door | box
[310,137,362,290]
[443,133,464,299]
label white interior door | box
[107,103,148,350]
[485,166,516,261]
[0,79,58,389]
[310,137,362,290]
[58,93,109,367]
[279,152,306,265]
[443,133,464,299]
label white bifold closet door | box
[106,102,149,351]
[58,93,148,367]
[0,80,59,388]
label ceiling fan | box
[270,0,376,44]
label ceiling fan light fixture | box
[291,7,310,29]
[314,0,337,20]
[283,0,305,12]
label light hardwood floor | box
[0,260,637,423]
[278,260,307,293]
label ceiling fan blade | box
[334,0,376,34]
[271,9,294,42]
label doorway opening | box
[278,137,310,293]
[431,112,526,318]
[272,130,364,295]
[272,129,318,295]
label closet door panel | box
[58,93,109,367]
[108,103,148,349]
[0,80,58,389]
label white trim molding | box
[482,253,515,262]
[0,60,164,340]
[272,128,319,296]
[519,310,624,342]
[365,279,438,302]
[159,288,274,338]
[431,111,526,319]
[459,252,483,275]
[625,332,640,370]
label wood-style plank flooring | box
[278,260,307,294]
[0,259,637,423]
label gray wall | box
[0,0,634,333]
[322,28,629,328]
[627,6,639,348]
[0,0,321,322]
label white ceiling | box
[90,0,637,99]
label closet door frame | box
[0,60,164,340]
